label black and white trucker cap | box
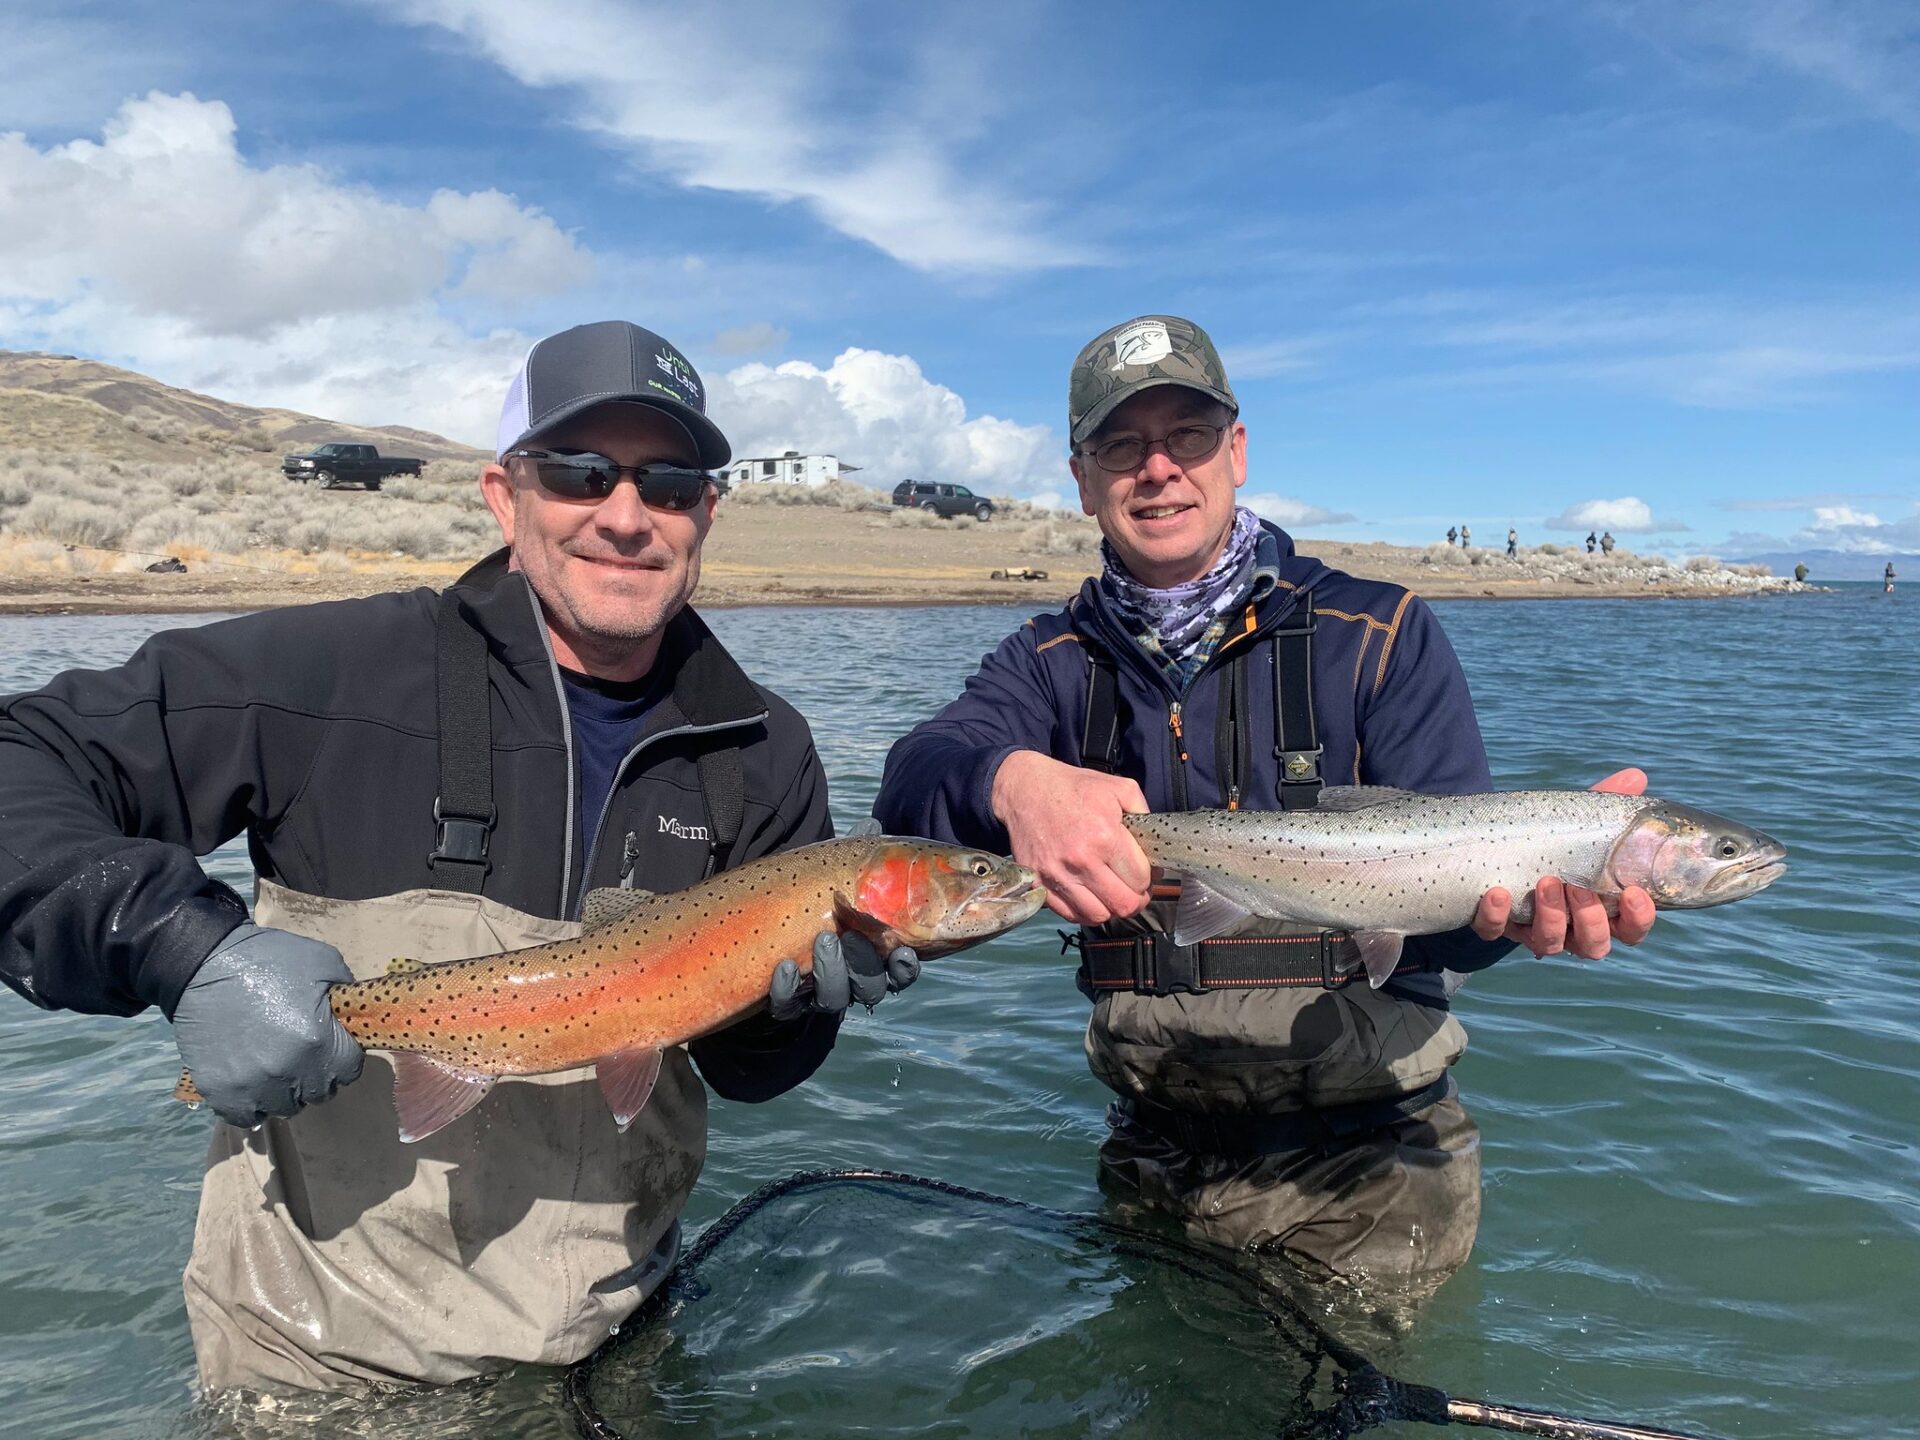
[494,320,731,468]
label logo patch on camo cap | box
[1068,314,1237,445]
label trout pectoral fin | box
[598,1048,664,1133]
[392,1053,495,1143]
[174,1068,203,1107]
[385,956,425,975]
[1170,875,1252,946]
[1354,931,1405,988]
[831,893,891,947]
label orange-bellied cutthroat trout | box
[176,837,1042,1141]
[1125,787,1786,986]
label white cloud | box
[1220,337,1324,381]
[1809,504,1883,529]
[1544,496,1669,533]
[710,348,1061,497]
[1613,0,1920,137]
[0,92,591,338]
[1418,290,1920,408]
[1241,492,1357,529]
[0,9,187,131]
[1792,501,1920,554]
[712,322,790,356]
[1724,491,1896,512]
[385,0,1083,273]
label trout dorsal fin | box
[1313,786,1419,811]
[582,886,656,932]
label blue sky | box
[1,0,1914,555]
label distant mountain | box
[0,350,488,465]
[1733,548,1915,582]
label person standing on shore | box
[1507,527,1518,558]
[1461,523,1472,548]
[0,320,915,1395]
[873,314,1655,1285]
[1587,531,1598,553]
[1794,562,1809,583]
[1447,526,1458,547]
[1601,530,1615,555]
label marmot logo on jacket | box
[658,816,711,842]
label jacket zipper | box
[1167,701,1190,810]
[1093,593,1303,815]
[619,832,642,889]
[522,582,579,919]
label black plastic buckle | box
[1277,745,1324,779]
[1058,930,1083,956]
[1319,931,1340,989]
[429,797,494,870]
[1139,933,1203,996]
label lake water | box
[1,587,1915,1438]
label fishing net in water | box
[566,1170,1713,1440]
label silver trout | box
[1125,787,1786,986]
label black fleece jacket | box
[0,550,838,1101]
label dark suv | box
[892,479,993,521]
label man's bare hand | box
[1472,768,1658,959]
[991,750,1152,925]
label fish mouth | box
[967,867,1045,924]
[1709,847,1788,898]
[1730,859,1787,891]
[996,868,1042,902]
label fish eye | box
[1717,838,1741,858]
[971,857,992,876]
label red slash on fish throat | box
[176,837,1042,1141]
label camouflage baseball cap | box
[1067,315,1237,446]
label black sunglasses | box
[505,449,714,510]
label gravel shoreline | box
[0,503,1814,615]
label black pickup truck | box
[281,442,423,491]
[892,478,994,520]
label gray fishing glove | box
[169,923,364,1129]
[769,932,921,1021]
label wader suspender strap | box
[696,748,745,881]
[428,590,494,892]
[1073,598,1360,997]
[1273,592,1323,810]
[1080,646,1122,774]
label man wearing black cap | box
[0,320,911,1391]
[875,314,1653,1286]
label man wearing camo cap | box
[877,314,1654,1283]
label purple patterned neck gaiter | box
[1099,506,1261,678]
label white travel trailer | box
[723,451,853,487]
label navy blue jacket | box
[875,521,1511,982]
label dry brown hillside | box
[0,351,488,465]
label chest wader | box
[1070,597,1482,1284]
[182,594,727,1394]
